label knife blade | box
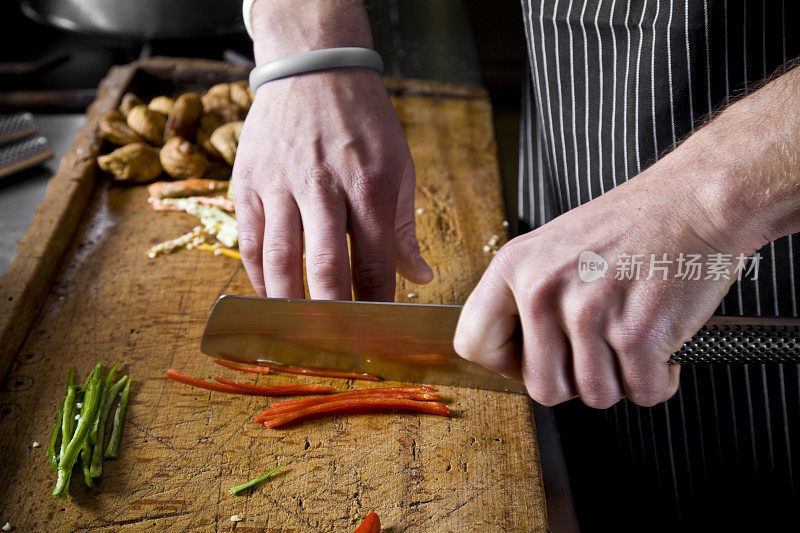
[200,296,800,393]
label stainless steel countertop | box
[0,113,83,274]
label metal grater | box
[0,135,54,179]
[0,112,38,145]
[669,316,800,364]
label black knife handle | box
[669,318,800,364]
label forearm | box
[685,64,800,253]
[249,0,372,64]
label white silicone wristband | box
[242,0,256,39]
[248,47,384,92]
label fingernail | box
[416,252,433,277]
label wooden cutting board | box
[0,58,547,532]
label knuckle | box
[348,170,396,207]
[307,252,348,285]
[237,231,261,259]
[576,375,621,409]
[263,243,302,273]
[628,380,678,407]
[518,279,556,315]
[564,297,604,332]
[627,384,669,407]
[298,168,337,197]
[580,391,621,409]
[608,326,655,358]
[525,381,572,407]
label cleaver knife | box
[201,295,800,393]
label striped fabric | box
[517,1,799,530]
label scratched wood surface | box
[0,58,547,532]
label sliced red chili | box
[167,369,334,397]
[214,358,381,381]
[167,369,243,394]
[212,376,336,395]
[258,397,450,428]
[264,362,382,382]
[265,388,442,414]
[212,359,271,375]
[353,512,381,533]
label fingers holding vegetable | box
[233,69,432,301]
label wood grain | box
[0,57,547,532]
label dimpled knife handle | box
[669,317,800,364]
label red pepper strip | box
[253,393,442,423]
[264,390,442,415]
[167,369,244,394]
[269,385,438,410]
[214,358,381,381]
[258,397,450,428]
[167,369,331,397]
[263,363,382,382]
[212,359,271,375]
[212,376,336,395]
[353,512,381,533]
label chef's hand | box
[233,0,433,301]
[454,154,746,408]
[455,62,800,408]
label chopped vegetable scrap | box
[49,363,133,500]
[98,85,250,263]
[228,464,286,495]
[147,178,229,199]
[353,512,381,533]
[194,242,241,260]
[166,369,336,396]
[213,358,381,382]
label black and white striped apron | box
[517,1,800,530]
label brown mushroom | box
[99,109,143,145]
[196,111,226,157]
[159,136,209,179]
[201,83,233,112]
[119,92,143,117]
[230,80,254,111]
[127,105,167,146]
[148,96,175,115]
[209,121,243,165]
[97,142,162,182]
[165,92,203,140]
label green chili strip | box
[228,464,286,495]
[53,363,103,500]
[90,362,119,446]
[90,375,128,477]
[81,440,94,488]
[59,379,77,462]
[104,377,132,460]
[48,368,74,472]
